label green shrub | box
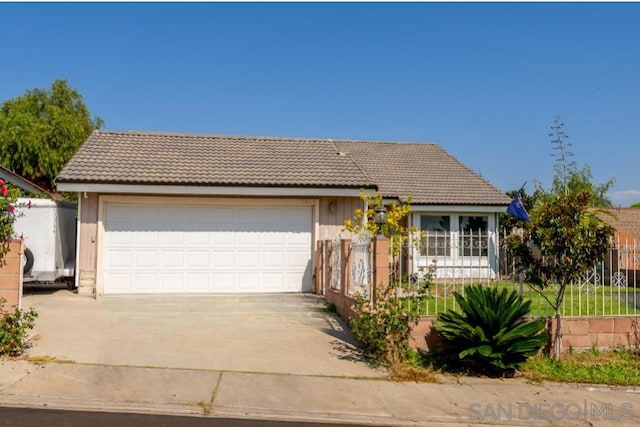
[433,285,547,376]
[350,278,428,366]
[0,298,38,357]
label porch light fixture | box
[374,206,387,235]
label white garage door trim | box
[96,196,318,295]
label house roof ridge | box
[327,140,377,191]
[93,129,439,145]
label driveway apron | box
[22,289,382,378]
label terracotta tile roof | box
[57,130,510,206]
[333,140,510,205]
[594,208,640,242]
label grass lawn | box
[521,348,640,386]
[413,281,640,317]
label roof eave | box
[55,181,377,198]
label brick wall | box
[412,315,640,353]
[0,240,24,310]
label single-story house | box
[56,131,510,296]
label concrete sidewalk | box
[1,359,638,426]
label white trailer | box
[13,198,76,285]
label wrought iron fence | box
[394,231,640,318]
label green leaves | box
[433,285,548,376]
[0,79,102,191]
[0,298,38,357]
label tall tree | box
[543,118,614,206]
[549,116,574,196]
[527,191,612,358]
[0,79,103,191]
[506,118,614,358]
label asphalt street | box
[0,407,367,427]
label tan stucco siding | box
[317,196,362,240]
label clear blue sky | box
[1,3,638,205]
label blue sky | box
[1,3,638,205]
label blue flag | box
[507,193,530,222]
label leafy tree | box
[0,79,103,191]
[507,191,613,358]
[630,201,640,209]
[433,285,547,376]
[548,164,614,207]
[504,118,615,358]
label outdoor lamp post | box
[374,206,387,235]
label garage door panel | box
[103,202,312,294]
[106,250,133,268]
[263,233,285,244]
[238,273,259,290]
[262,273,285,289]
[263,251,284,267]
[286,232,310,246]
[236,231,257,245]
[213,231,234,245]
[186,273,209,291]
[135,273,159,291]
[287,250,311,266]
[238,251,259,267]
[185,233,209,245]
[106,230,133,245]
[186,250,209,268]
[105,273,131,292]
[212,273,234,290]
[133,231,158,245]
[211,251,234,267]
[160,251,184,268]
[285,272,311,292]
[159,230,184,245]
[161,273,184,291]
[135,251,157,267]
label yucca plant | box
[433,285,547,376]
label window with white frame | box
[458,215,488,257]
[420,215,450,257]
[419,214,489,258]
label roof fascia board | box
[56,182,368,197]
[0,169,49,196]
[411,205,507,213]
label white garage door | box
[102,203,312,294]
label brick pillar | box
[372,236,390,303]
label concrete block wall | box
[0,240,24,310]
[411,315,640,353]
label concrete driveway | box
[22,287,383,378]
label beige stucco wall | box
[76,193,362,296]
[317,196,362,240]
